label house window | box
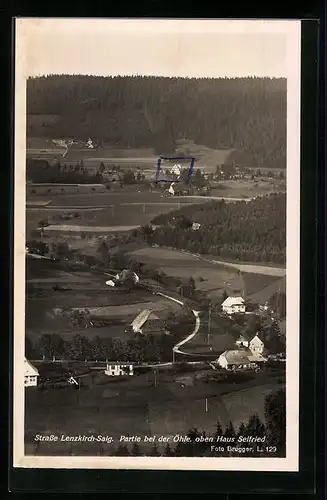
[47,188,52,193]
[61,188,65,193]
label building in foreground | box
[216,349,266,370]
[24,358,39,387]
[221,296,246,315]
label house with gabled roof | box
[221,296,246,315]
[24,358,39,387]
[130,309,169,335]
[236,333,265,354]
[216,349,266,371]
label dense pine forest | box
[149,193,286,264]
[27,75,286,169]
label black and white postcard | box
[13,18,301,471]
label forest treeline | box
[27,75,286,169]
[149,193,286,264]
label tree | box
[187,276,196,297]
[148,444,160,456]
[131,443,142,456]
[99,162,105,174]
[54,241,70,259]
[90,336,107,360]
[96,240,109,266]
[163,444,174,456]
[150,193,286,265]
[193,168,205,188]
[224,421,236,439]
[123,170,136,184]
[222,289,228,302]
[214,420,224,440]
[70,334,92,361]
[37,334,65,359]
[115,444,130,456]
[264,388,286,457]
[26,240,49,256]
[268,291,286,319]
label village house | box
[24,358,39,387]
[235,333,265,354]
[216,349,266,371]
[221,296,246,315]
[129,309,169,335]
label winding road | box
[104,273,203,359]
[154,291,201,357]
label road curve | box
[173,310,201,356]
[138,290,202,357]
[103,276,202,358]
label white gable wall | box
[249,336,264,353]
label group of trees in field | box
[26,158,147,186]
[27,75,286,169]
[148,193,286,264]
[25,323,194,364]
[27,158,103,184]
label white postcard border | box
[13,18,301,471]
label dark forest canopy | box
[149,193,286,264]
[27,75,286,169]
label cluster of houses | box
[219,295,264,371]
[216,333,267,371]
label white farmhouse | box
[216,350,253,370]
[24,358,39,387]
[221,296,246,315]
[216,349,266,371]
[249,334,265,354]
[235,333,265,354]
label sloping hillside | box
[27,75,286,169]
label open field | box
[247,276,286,303]
[26,188,208,206]
[25,369,284,455]
[26,190,207,236]
[242,273,282,298]
[26,258,180,339]
[210,179,285,199]
[129,246,244,300]
[128,246,285,301]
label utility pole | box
[207,302,211,345]
[172,349,175,364]
[205,398,208,412]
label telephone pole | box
[207,302,211,345]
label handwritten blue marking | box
[155,156,196,184]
